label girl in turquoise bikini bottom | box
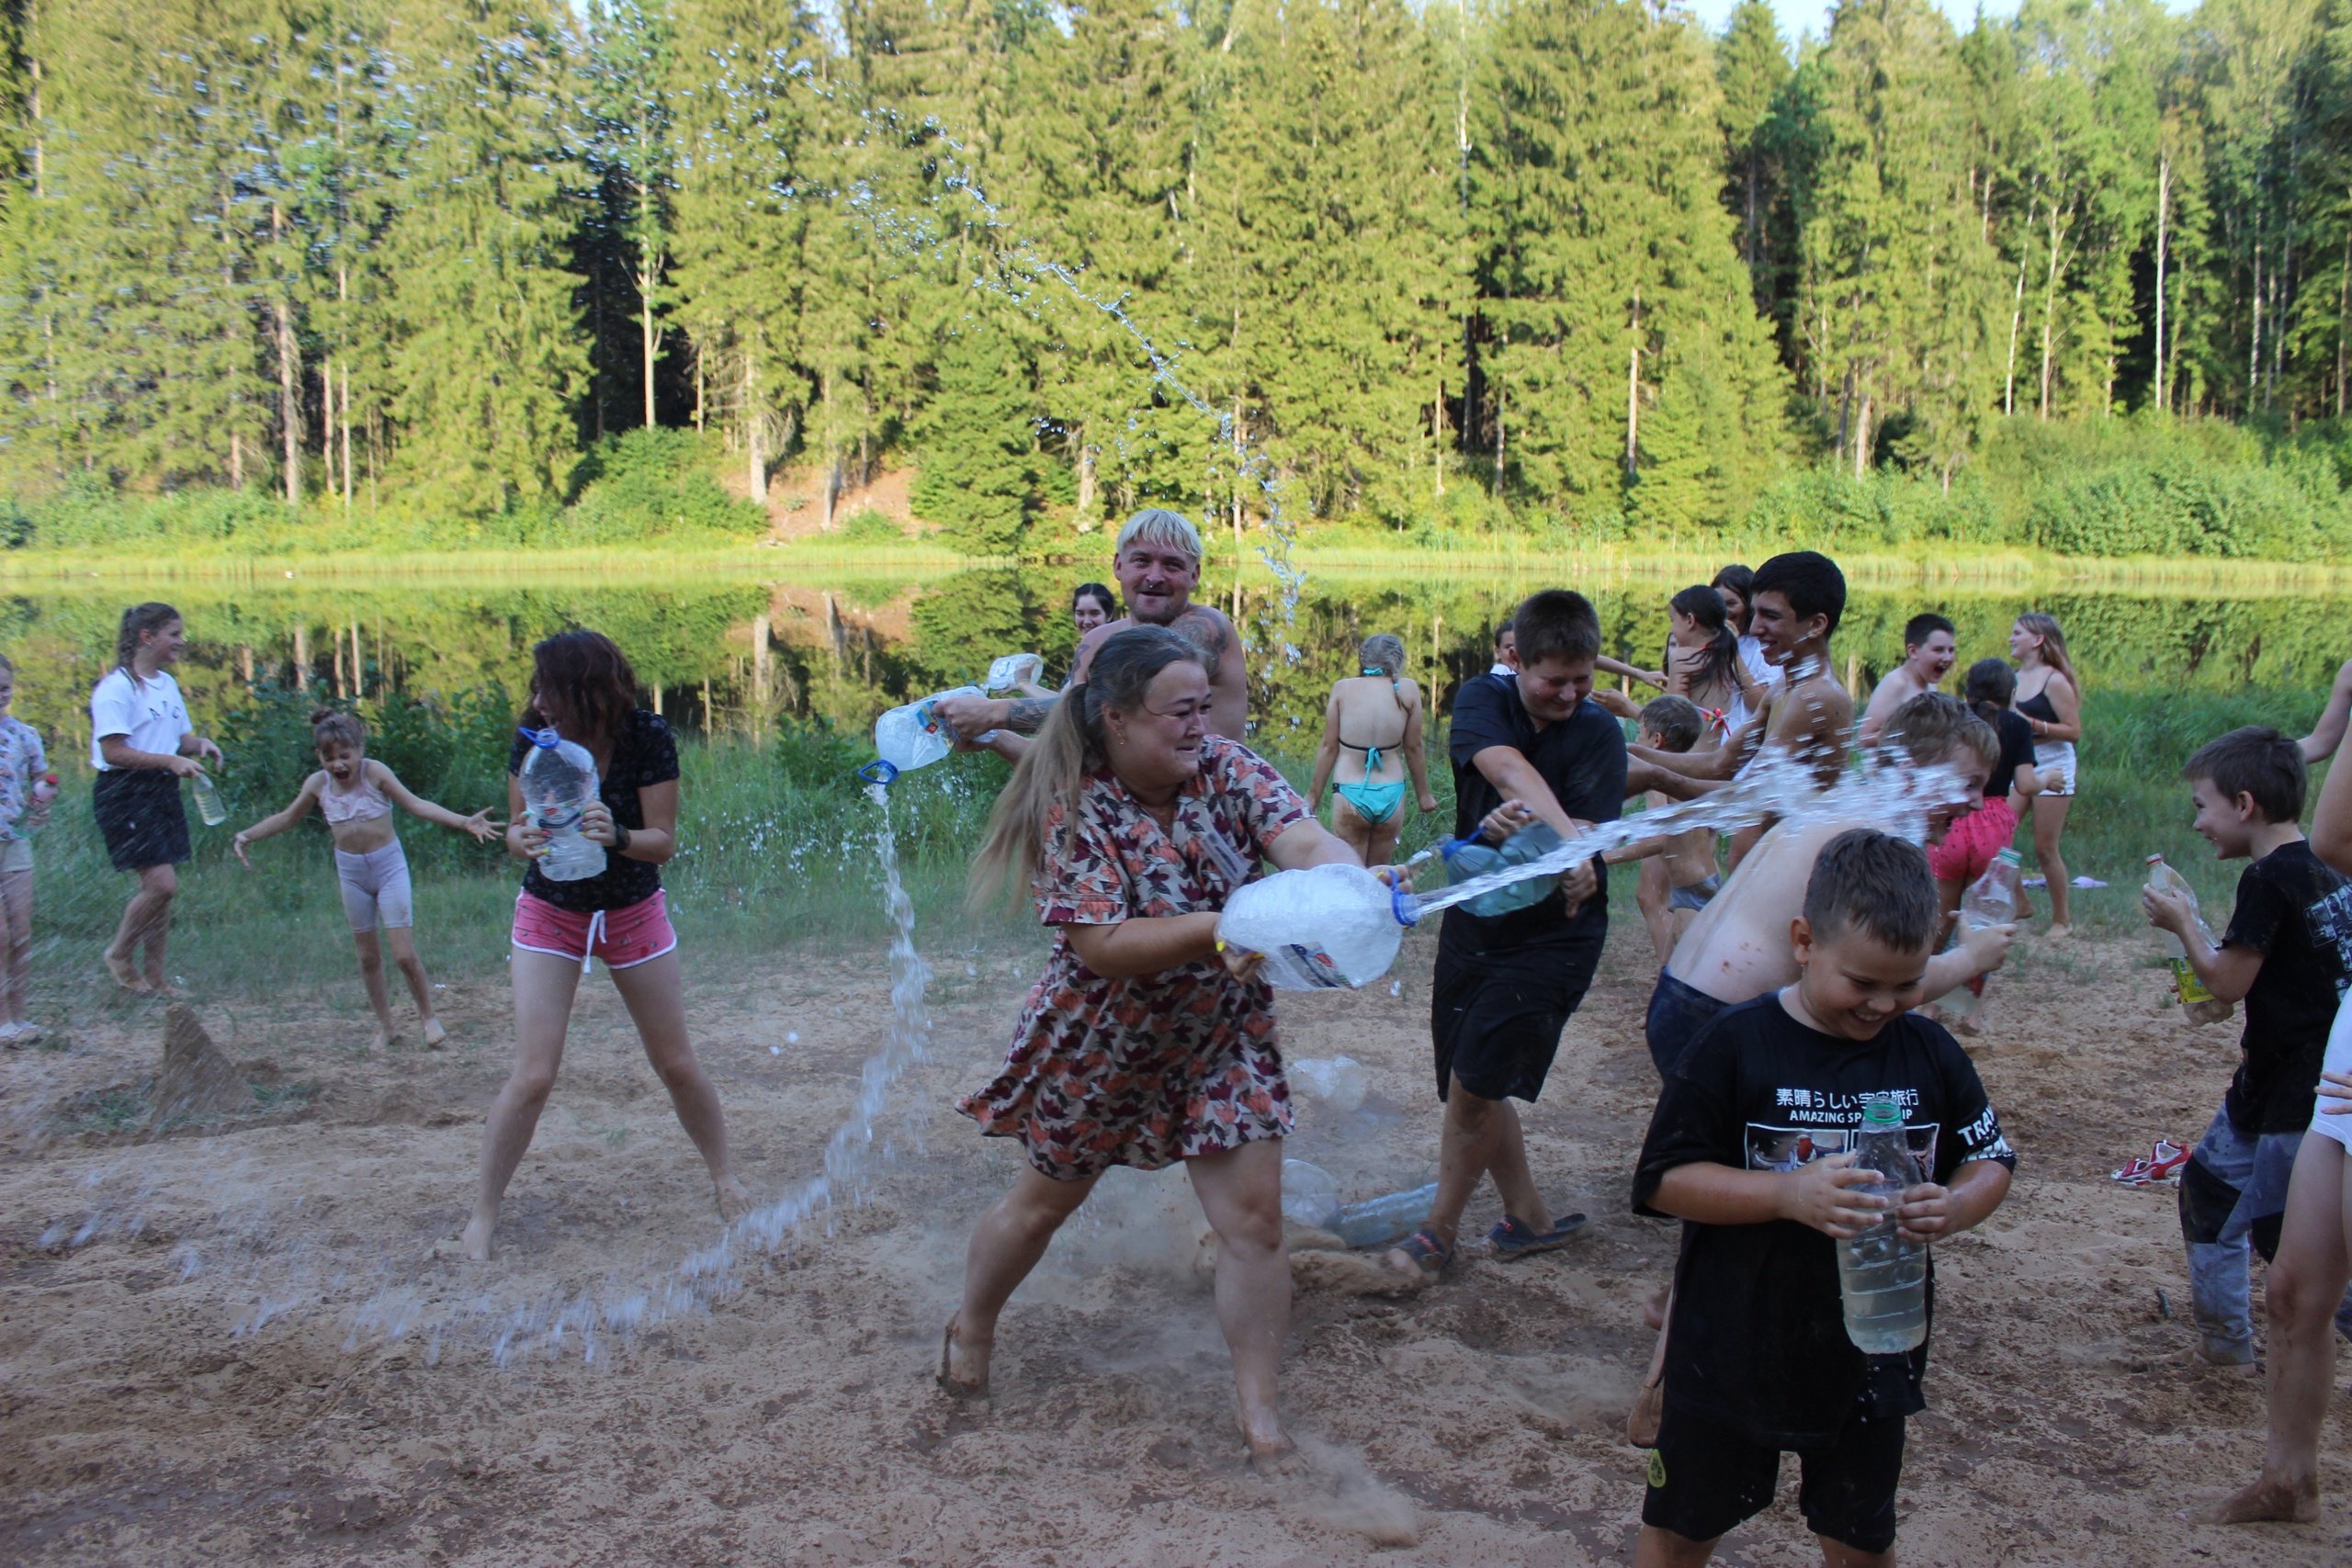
[1335,739,1408,826]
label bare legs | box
[106,863,175,993]
[0,866,32,1031]
[1388,1073,1550,1268]
[462,947,743,1261]
[945,1140,1293,1461]
[2032,793,2074,932]
[2200,1134,2349,1524]
[1329,794,1402,868]
[353,927,447,1047]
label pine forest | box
[10,0,2352,559]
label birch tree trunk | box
[2154,154,2169,415]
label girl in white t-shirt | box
[89,604,220,996]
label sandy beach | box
[4,925,2348,1565]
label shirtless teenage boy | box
[933,510,1250,753]
[1856,612,1958,745]
[1633,550,1855,798]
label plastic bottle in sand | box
[1837,1098,1929,1354]
[1331,1182,1440,1248]
[1281,1159,1342,1230]
[2145,855,2235,1025]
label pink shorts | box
[1927,796,2018,886]
[512,888,677,973]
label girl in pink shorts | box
[458,630,748,1262]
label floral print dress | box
[959,737,1313,1179]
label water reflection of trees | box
[1,575,2346,760]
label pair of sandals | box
[2111,1137,2189,1188]
[1389,1211,1589,1274]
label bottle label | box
[1257,943,1353,990]
[2169,958,2217,1005]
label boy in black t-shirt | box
[1385,590,1627,1276]
[1633,829,2016,1566]
[2142,726,2352,1369]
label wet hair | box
[1071,581,1117,619]
[1962,658,2016,728]
[971,626,1206,904]
[1639,694,1703,754]
[1114,508,1203,567]
[1359,634,1407,679]
[310,705,367,751]
[1752,551,1846,637]
[115,602,182,680]
[1904,612,1955,649]
[1710,564,1755,633]
[1884,692,1999,773]
[2185,726,2306,825]
[2014,611,2080,692]
[520,629,639,744]
[1668,584,1740,698]
[1511,590,1601,668]
[1804,828,1939,953]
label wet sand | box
[3,930,2348,1564]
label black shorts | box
[1645,970,1732,1082]
[93,768,190,873]
[1642,1402,1904,1555]
[1430,922,1602,1103]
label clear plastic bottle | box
[1931,848,2023,1023]
[1288,1055,1369,1112]
[189,769,228,828]
[518,728,605,882]
[31,771,58,807]
[983,653,1044,693]
[1441,820,1568,917]
[1281,1159,1343,1229]
[1836,1098,1929,1354]
[2145,854,2235,1025]
[1216,863,1409,989]
[1331,1181,1440,1248]
[868,684,989,783]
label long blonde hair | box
[969,626,1206,908]
[2014,611,2080,692]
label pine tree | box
[910,320,1043,552]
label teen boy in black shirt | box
[2142,726,2352,1368]
[1633,829,2016,1566]
[1386,590,1626,1275]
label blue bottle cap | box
[856,759,900,785]
[518,726,560,750]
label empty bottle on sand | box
[189,769,228,828]
[867,685,989,784]
[1331,1182,1440,1248]
[2145,855,2234,1025]
[1837,1099,1928,1354]
[1216,863,1409,989]
[1281,1159,1343,1230]
[518,728,605,882]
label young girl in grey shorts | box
[232,707,501,1048]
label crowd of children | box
[11,518,2352,1551]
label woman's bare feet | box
[422,1018,448,1049]
[2195,1473,2320,1524]
[2045,923,2072,941]
[104,951,146,994]
[369,1023,393,1051]
[459,1214,494,1262]
[714,1173,751,1220]
[1241,1407,1295,1475]
[938,1316,991,1398]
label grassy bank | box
[13,685,2321,1035]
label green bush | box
[838,509,905,544]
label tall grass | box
[17,682,2327,1022]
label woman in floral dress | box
[942,625,1363,1466]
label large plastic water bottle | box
[867,684,989,784]
[2146,854,2234,1025]
[1931,848,2022,1022]
[518,728,605,882]
[1216,863,1411,989]
[1331,1182,1440,1248]
[1442,820,1567,917]
[1836,1098,1928,1354]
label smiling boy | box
[1855,613,1958,746]
[2143,725,2352,1370]
[1634,551,1854,798]
[1632,829,2016,1568]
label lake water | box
[5,561,2348,758]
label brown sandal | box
[936,1319,989,1400]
